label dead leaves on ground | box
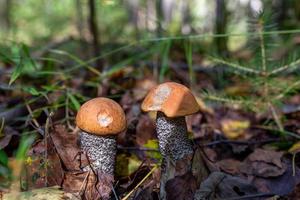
[23,124,159,199]
[202,147,300,198]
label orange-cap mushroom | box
[76,97,126,200]
[141,82,200,199]
[76,97,126,135]
[141,82,200,117]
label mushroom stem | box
[156,111,194,199]
[156,111,193,162]
[80,131,116,175]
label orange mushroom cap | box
[141,82,200,117]
[76,97,126,135]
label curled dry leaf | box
[252,159,300,196]
[239,148,286,177]
[0,126,19,149]
[50,125,82,171]
[216,159,242,175]
[194,171,258,200]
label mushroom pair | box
[76,82,199,200]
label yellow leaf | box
[25,157,33,166]
[221,119,250,139]
[289,141,300,154]
[143,139,161,160]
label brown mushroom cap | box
[76,97,126,135]
[141,82,200,117]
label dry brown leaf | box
[216,159,242,175]
[136,114,156,146]
[165,172,197,200]
[50,125,82,171]
[240,148,286,177]
[194,171,258,200]
[25,137,64,189]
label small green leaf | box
[23,87,40,96]
[16,134,36,160]
[9,60,23,85]
[0,150,8,166]
[67,93,81,111]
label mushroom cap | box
[76,97,126,135]
[141,82,200,117]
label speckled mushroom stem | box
[80,131,116,174]
[80,131,116,200]
[156,112,193,160]
[156,111,194,199]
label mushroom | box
[141,82,200,199]
[76,97,126,199]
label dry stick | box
[0,117,4,136]
[88,0,102,69]
[223,193,275,200]
[269,103,284,132]
[44,111,53,187]
[25,103,41,130]
[196,138,282,147]
[121,164,158,200]
[79,170,91,196]
[65,90,75,131]
[117,145,159,152]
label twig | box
[269,103,284,132]
[208,56,261,75]
[25,102,41,130]
[196,138,282,147]
[269,58,300,75]
[223,193,275,200]
[117,145,159,152]
[0,117,5,136]
[44,111,53,187]
[292,153,297,176]
[253,125,300,139]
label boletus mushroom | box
[141,82,200,199]
[76,97,126,200]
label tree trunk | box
[156,0,163,37]
[88,0,102,70]
[76,0,87,59]
[215,0,228,57]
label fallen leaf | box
[221,119,250,139]
[289,141,300,154]
[216,159,241,175]
[25,137,64,189]
[0,127,19,149]
[194,171,258,200]
[240,148,286,177]
[191,148,209,186]
[50,125,82,171]
[136,114,156,146]
[165,172,197,200]
[252,158,300,196]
